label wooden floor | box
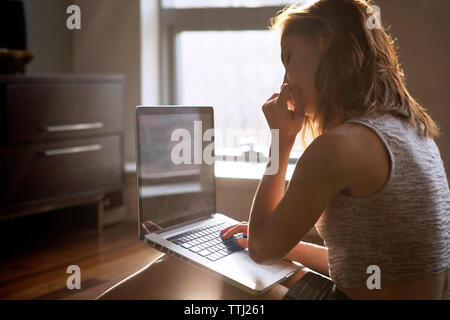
[0,208,162,300]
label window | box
[162,0,294,9]
[160,0,303,163]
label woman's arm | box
[247,84,303,257]
[246,83,353,265]
[247,137,294,257]
[247,131,356,265]
[284,242,330,277]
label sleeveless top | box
[315,113,450,288]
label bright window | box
[175,30,285,154]
[160,1,303,163]
[162,0,294,8]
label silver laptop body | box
[136,105,301,295]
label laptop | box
[135,105,302,295]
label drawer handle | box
[41,144,102,156]
[43,122,104,132]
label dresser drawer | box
[3,136,122,205]
[5,83,123,144]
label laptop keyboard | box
[167,221,245,262]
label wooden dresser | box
[0,74,124,230]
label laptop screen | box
[136,107,215,237]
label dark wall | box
[375,0,450,176]
[23,0,73,73]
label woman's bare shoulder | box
[326,122,377,140]
[315,122,390,196]
[302,122,389,180]
[297,124,364,181]
[306,123,367,160]
[320,122,386,156]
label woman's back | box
[315,114,450,299]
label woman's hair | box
[269,0,439,145]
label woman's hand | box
[262,83,305,145]
[220,222,248,249]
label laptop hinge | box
[153,212,214,235]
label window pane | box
[175,30,303,156]
[162,0,294,8]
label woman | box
[99,0,449,300]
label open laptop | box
[135,105,302,295]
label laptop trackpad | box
[213,250,296,291]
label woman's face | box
[281,33,326,116]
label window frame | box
[159,2,287,105]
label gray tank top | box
[315,114,450,288]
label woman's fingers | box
[262,93,279,113]
[277,83,291,108]
[220,221,247,234]
[220,225,246,239]
[220,222,248,239]
[268,92,279,100]
[236,237,248,249]
[220,222,249,248]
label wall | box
[140,0,161,108]
[23,0,73,73]
[376,0,450,175]
[23,0,154,164]
[72,0,142,164]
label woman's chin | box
[298,100,314,117]
[304,106,314,116]
[293,101,306,116]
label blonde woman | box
[100,0,449,300]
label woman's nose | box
[283,73,288,84]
